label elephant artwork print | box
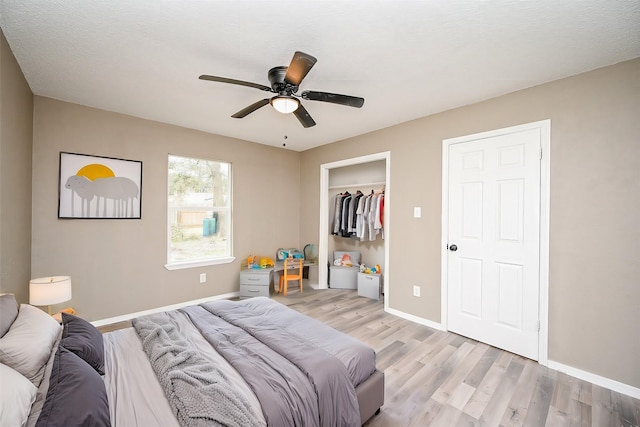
[58,152,142,219]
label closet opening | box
[318,152,391,308]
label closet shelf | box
[329,181,386,190]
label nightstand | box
[357,273,382,300]
[51,307,77,323]
[239,269,272,299]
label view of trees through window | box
[167,155,231,264]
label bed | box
[0,293,384,426]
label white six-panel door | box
[446,126,542,360]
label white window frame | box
[165,154,234,270]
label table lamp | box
[29,276,72,314]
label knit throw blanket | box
[132,314,263,427]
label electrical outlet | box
[413,285,421,297]
[199,273,206,284]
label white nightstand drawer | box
[240,270,270,286]
[239,284,270,298]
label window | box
[166,155,232,269]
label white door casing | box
[442,120,550,362]
[318,152,391,307]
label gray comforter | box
[134,297,369,427]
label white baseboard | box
[91,291,240,327]
[384,307,639,400]
[547,360,640,400]
[385,306,445,331]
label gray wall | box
[300,58,640,389]
[30,97,301,320]
[0,30,33,303]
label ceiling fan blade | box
[199,75,272,92]
[231,99,270,118]
[301,90,364,108]
[284,51,317,86]
[293,103,316,128]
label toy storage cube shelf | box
[239,269,270,298]
[357,273,382,300]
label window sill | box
[165,256,235,271]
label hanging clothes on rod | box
[331,191,349,235]
[357,192,371,241]
[355,192,366,239]
[331,189,384,241]
[340,192,352,237]
[358,189,384,241]
[348,191,363,236]
[374,190,384,240]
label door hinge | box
[539,148,543,160]
[537,320,540,332]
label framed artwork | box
[58,152,142,219]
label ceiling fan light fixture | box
[271,96,299,114]
[200,51,363,127]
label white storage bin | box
[329,250,360,289]
[357,273,382,300]
[330,267,359,289]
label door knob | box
[448,244,458,252]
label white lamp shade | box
[29,276,72,306]
[271,96,299,114]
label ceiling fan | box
[199,51,364,128]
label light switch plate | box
[413,207,421,218]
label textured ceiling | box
[2,1,639,151]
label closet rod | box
[328,181,386,190]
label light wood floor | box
[272,287,639,427]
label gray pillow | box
[0,304,62,386]
[35,347,111,426]
[0,294,19,338]
[0,362,37,427]
[61,312,105,375]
